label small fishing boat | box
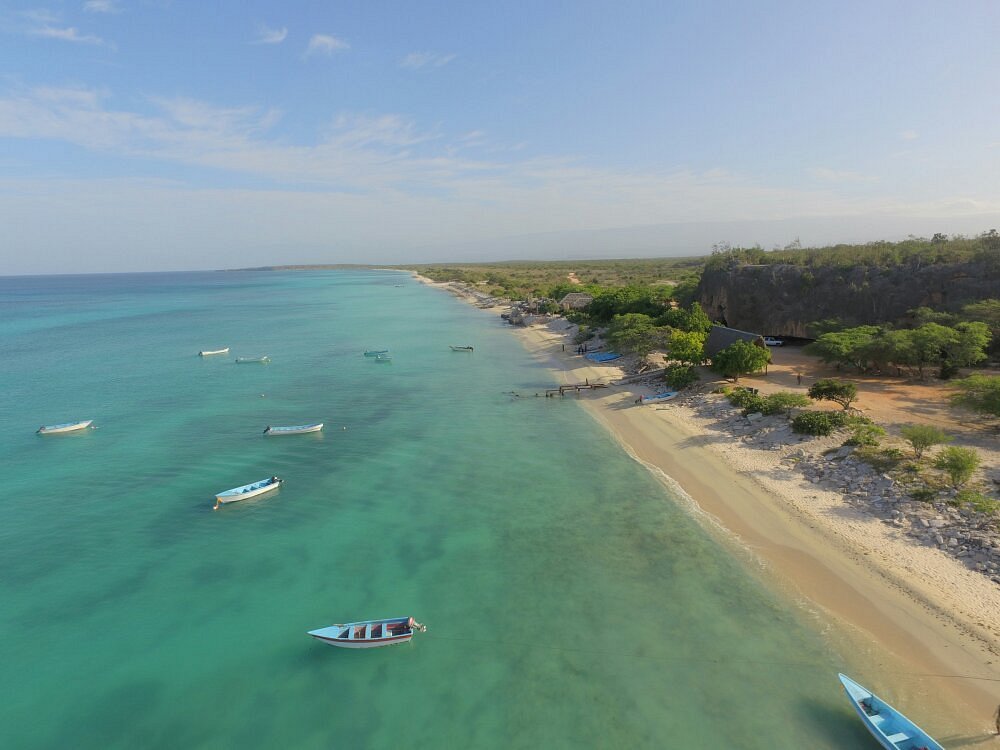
[199,348,229,356]
[263,423,324,435]
[214,476,282,509]
[235,356,270,364]
[37,420,93,435]
[838,674,943,750]
[307,616,427,649]
[363,350,389,357]
[641,391,678,404]
[374,354,392,362]
[450,345,474,352]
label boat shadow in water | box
[797,697,886,746]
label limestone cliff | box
[698,261,1000,337]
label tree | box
[943,321,990,367]
[711,340,771,382]
[804,326,879,370]
[664,364,699,389]
[908,323,957,378]
[950,374,1000,418]
[605,314,666,358]
[666,330,706,364]
[934,446,980,488]
[808,379,858,410]
[683,302,713,334]
[899,424,952,459]
[588,287,660,323]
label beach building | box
[559,292,593,311]
[704,325,766,357]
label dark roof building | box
[704,325,765,357]
[559,292,593,310]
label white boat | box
[236,356,270,364]
[214,476,282,509]
[263,423,323,435]
[641,391,678,404]
[307,616,426,649]
[199,348,229,356]
[37,420,93,435]
[374,354,392,362]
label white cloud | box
[30,25,106,45]
[900,129,919,140]
[20,8,62,24]
[253,24,287,45]
[400,52,456,69]
[83,0,120,13]
[305,34,348,56]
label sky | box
[2,1,1000,274]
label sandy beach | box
[415,274,1000,737]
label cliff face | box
[698,261,1000,337]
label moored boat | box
[214,476,282,509]
[363,349,389,357]
[199,348,229,356]
[37,420,93,435]
[450,345,474,352]
[263,423,324,435]
[838,673,943,750]
[374,354,392,362]
[235,356,270,364]
[307,616,426,649]
[641,391,678,404]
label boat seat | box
[869,714,885,726]
[885,732,909,744]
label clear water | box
[0,270,872,748]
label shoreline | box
[413,273,1000,735]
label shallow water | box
[0,270,875,748]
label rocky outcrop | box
[698,261,1000,337]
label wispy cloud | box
[305,34,348,57]
[20,8,62,24]
[900,129,919,141]
[810,167,878,184]
[400,51,456,69]
[253,24,287,45]
[30,25,106,45]
[83,0,120,13]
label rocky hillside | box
[698,260,1000,337]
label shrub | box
[899,424,952,459]
[760,391,812,416]
[855,446,905,471]
[664,364,699,390]
[740,395,767,416]
[572,325,595,344]
[808,379,859,409]
[909,486,939,503]
[844,422,886,447]
[711,339,771,382]
[956,489,1000,515]
[792,411,839,436]
[933,446,981,488]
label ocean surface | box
[0,270,875,748]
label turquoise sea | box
[0,270,875,748]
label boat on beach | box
[838,673,943,750]
[363,350,389,357]
[235,356,270,364]
[263,423,323,435]
[641,391,678,404]
[199,348,229,356]
[37,420,93,434]
[214,476,282,509]
[307,616,427,649]
[450,345,474,352]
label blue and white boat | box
[236,355,270,364]
[363,349,389,357]
[37,419,93,435]
[263,423,323,435]
[199,348,229,356]
[838,674,943,750]
[214,476,282,509]
[307,616,426,649]
[641,391,678,404]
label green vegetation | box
[933,446,981,488]
[950,374,1000,418]
[664,364,699,390]
[955,489,1000,515]
[711,340,771,382]
[843,418,885,447]
[791,410,849,436]
[899,424,952,459]
[759,391,811,416]
[605,314,668,358]
[807,379,858,410]
[665,329,706,364]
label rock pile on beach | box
[679,390,1000,585]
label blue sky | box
[2,1,1000,273]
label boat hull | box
[308,632,413,649]
[264,423,323,435]
[236,357,269,363]
[838,674,943,750]
[37,420,93,434]
[363,350,388,357]
[450,346,474,352]
[215,478,282,506]
[199,348,229,356]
